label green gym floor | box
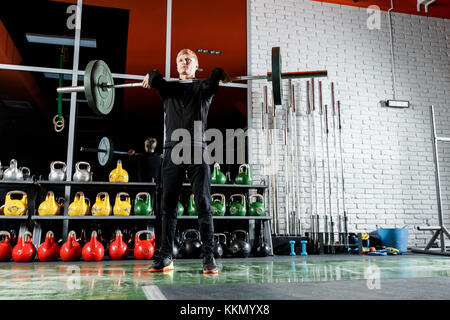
[1,253,450,300]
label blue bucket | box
[377,227,409,253]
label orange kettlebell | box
[37,231,60,262]
[12,231,36,262]
[60,231,82,261]
[82,230,105,261]
[0,231,12,261]
[108,229,129,260]
[134,230,155,260]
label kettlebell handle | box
[0,231,11,240]
[76,161,91,171]
[232,230,249,242]
[51,161,67,171]
[135,230,155,240]
[19,231,33,241]
[45,230,54,238]
[249,194,264,202]
[67,230,77,239]
[182,229,201,241]
[230,194,245,203]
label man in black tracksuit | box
[142,48,230,274]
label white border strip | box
[142,285,167,300]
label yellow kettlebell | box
[109,160,129,183]
[113,192,131,216]
[68,192,90,216]
[4,191,28,216]
[91,192,112,216]
[38,191,63,216]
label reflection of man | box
[128,137,162,183]
[128,137,163,257]
[142,48,231,274]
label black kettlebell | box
[230,230,251,258]
[181,229,202,258]
[213,233,224,259]
[255,224,270,257]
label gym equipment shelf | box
[13,179,272,255]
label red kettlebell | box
[37,231,60,262]
[60,230,82,261]
[134,230,155,260]
[12,231,36,262]
[82,230,105,261]
[0,231,12,261]
[108,229,129,260]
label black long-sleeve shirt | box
[148,68,225,149]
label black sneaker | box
[202,256,218,274]
[148,256,174,272]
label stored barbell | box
[80,136,142,166]
[56,47,327,115]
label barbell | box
[56,47,327,115]
[80,136,142,166]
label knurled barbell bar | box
[56,47,328,115]
[80,136,142,166]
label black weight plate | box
[84,60,115,115]
[271,47,282,105]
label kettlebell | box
[211,163,226,184]
[134,230,155,260]
[91,192,112,216]
[235,164,253,185]
[0,231,12,261]
[60,230,82,261]
[48,161,67,181]
[12,231,36,262]
[108,229,129,260]
[213,233,225,259]
[4,191,28,216]
[134,192,153,216]
[68,192,90,216]
[109,160,129,183]
[230,230,251,258]
[187,194,198,216]
[113,192,131,216]
[248,194,265,216]
[73,161,92,182]
[181,229,202,258]
[38,191,62,216]
[210,193,226,216]
[37,231,60,262]
[3,159,23,181]
[82,230,105,261]
[255,224,270,257]
[21,167,31,181]
[177,201,184,216]
[229,194,247,216]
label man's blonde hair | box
[176,49,198,62]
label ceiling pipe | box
[388,0,397,100]
[417,0,436,13]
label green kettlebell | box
[235,164,253,185]
[248,194,265,216]
[229,194,247,216]
[211,163,226,184]
[210,193,226,216]
[187,194,198,216]
[133,192,153,215]
[177,202,184,216]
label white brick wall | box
[248,0,450,248]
